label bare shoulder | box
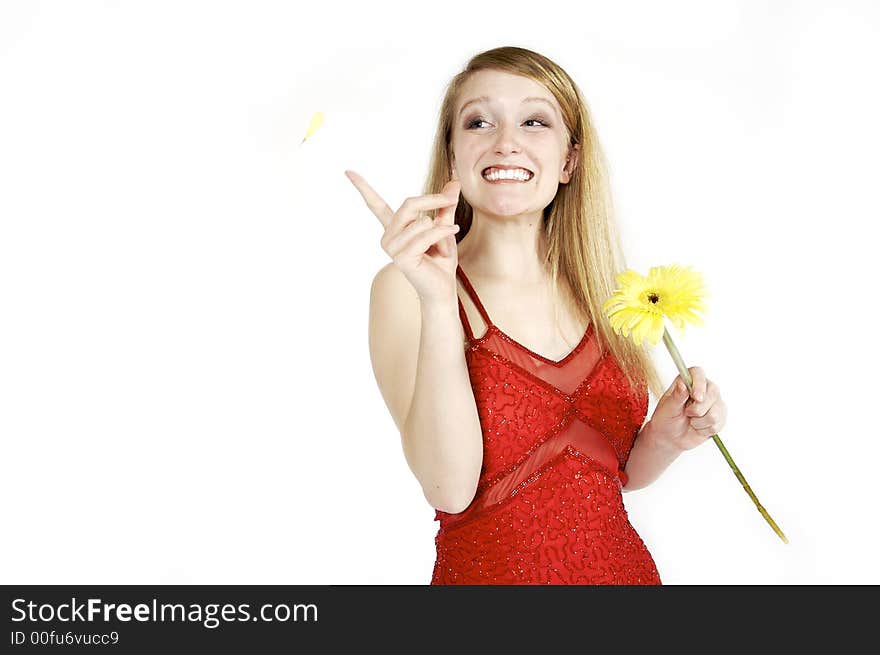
[369,263,421,335]
[371,262,419,304]
[368,263,421,433]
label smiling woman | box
[348,45,677,586]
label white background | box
[1,0,877,584]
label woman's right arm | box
[369,263,483,514]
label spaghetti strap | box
[456,264,494,330]
[457,297,474,342]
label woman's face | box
[449,69,579,219]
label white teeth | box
[482,168,532,181]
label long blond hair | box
[423,45,665,402]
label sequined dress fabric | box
[430,264,662,585]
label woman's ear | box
[560,143,581,184]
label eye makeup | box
[464,116,552,129]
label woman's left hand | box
[647,366,728,452]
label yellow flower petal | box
[301,111,324,144]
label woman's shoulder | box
[371,262,418,300]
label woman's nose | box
[493,122,522,154]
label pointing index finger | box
[345,170,394,228]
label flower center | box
[647,293,659,303]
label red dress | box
[431,264,662,585]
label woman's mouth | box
[481,167,534,184]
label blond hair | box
[422,45,665,402]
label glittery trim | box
[465,338,609,403]
[473,323,592,368]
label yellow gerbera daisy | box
[602,263,708,346]
[600,263,787,543]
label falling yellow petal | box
[602,263,708,347]
[300,112,324,144]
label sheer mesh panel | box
[482,326,597,395]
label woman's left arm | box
[622,366,728,492]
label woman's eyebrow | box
[458,96,557,118]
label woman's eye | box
[466,118,549,129]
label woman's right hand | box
[345,169,462,304]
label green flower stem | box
[660,325,789,544]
